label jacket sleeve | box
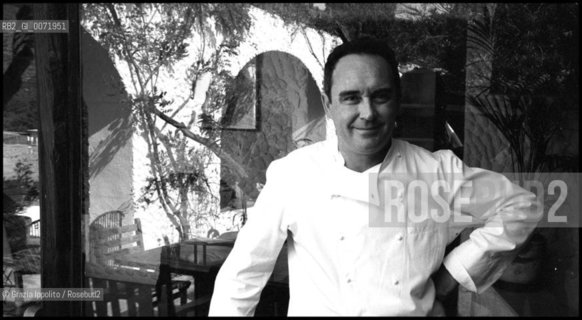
[438,150,542,293]
[208,159,289,316]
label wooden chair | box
[255,242,289,316]
[88,210,190,316]
[2,218,41,289]
[3,214,30,253]
[156,242,222,316]
[85,263,160,316]
[27,219,40,238]
[156,237,240,316]
[89,211,145,267]
[3,224,18,288]
[25,219,40,248]
[3,222,42,317]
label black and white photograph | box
[2,3,579,317]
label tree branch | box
[160,96,192,131]
[300,27,325,71]
[105,3,146,92]
[153,127,178,169]
[140,105,184,233]
[151,105,250,180]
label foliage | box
[254,3,477,104]
[253,3,397,42]
[4,98,38,132]
[466,7,579,294]
[490,3,578,97]
[466,3,578,177]
[14,160,39,204]
[82,3,253,240]
[220,66,257,128]
[255,3,576,107]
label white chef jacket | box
[209,138,540,316]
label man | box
[209,38,540,316]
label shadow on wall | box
[82,28,134,180]
[88,114,134,180]
[82,28,134,219]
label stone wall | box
[220,51,326,208]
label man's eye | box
[372,94,391,103]
[342,95,361,104]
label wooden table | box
[114,241,230,272]
[114,237,289,315]
[115,237,288,283]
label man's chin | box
[353,139,391,155]
[355,132,390,143]
[353,127,382,136]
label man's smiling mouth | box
[353,126,381,131]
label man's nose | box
[358,97,377,120]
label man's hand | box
[427,298,446,317]
[433,264,458,301]
[429,265,459,316]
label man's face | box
[324,54,399,161]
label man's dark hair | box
[323,37,401,101]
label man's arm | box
[433,264,458,301]
[438,150,541,294]
[208,160,289,316]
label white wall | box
[83,6,339,248]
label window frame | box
[33,3,85,317]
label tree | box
[466,3,578,176]
[82,3,252,240]
[252,3,398,42]
[254,3,475,103]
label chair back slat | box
[95,234,143,248]
[89,211,144,266]
[92,210,124,228]
[120,224,139,233]
[27,220,41,238]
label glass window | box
[75,3,578,317]
[3,3,42,316]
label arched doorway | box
[220,51,325,211]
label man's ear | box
[321,92,332,117]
